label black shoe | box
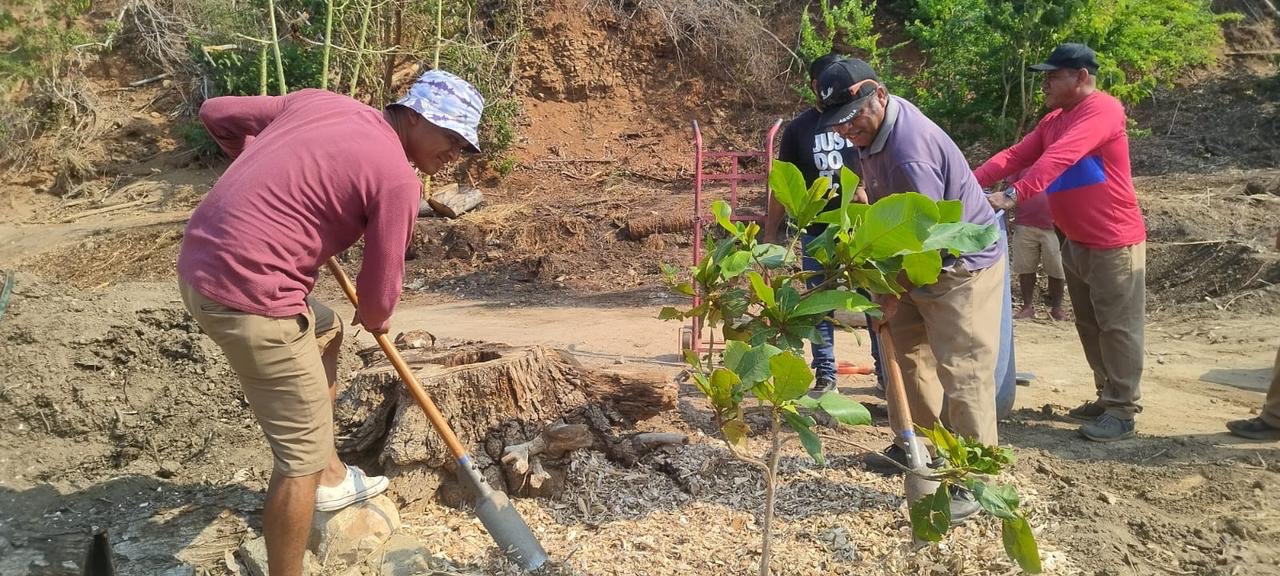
[949,486,981,524]
[1227,417,1280,440]
[863,444,944,476]
[1067,400,1105,421]
[810,377,838,397]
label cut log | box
[335,342,681,506]
[427,183,484,218]
[624,213,692,240]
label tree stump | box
[335,341,684,508]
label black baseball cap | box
[1029,43,1099,75]
[815,58,880,128]
[808,53,844,81]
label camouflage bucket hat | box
[393,69,484,153]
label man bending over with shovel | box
[178,70,482,576]
[815,59,1006,521]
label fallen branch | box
[537,157,618,164]
[1225,49,1280,56]
[61,198,153,222]
[129,72,171,87]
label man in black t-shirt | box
[766,53,883,394]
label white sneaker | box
[315,465,389,512]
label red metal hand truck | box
[680,118,782,355]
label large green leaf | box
[922,222,999,256]
[747,271,775,307]
[776,286,801,320]
[722,418,750,451]
[782,411,824,466]
[751,243,793,269]
[658,307,684,320]
[1001,516,1042,574]
[724,342,781,385]
[719,288,750,321]
[711,235,739,263]
[814,203,871,227]
[770,351,813,402]
[849,266,899,296]
[769,161,808,216]
[689,371,711,398]
[791,289,875,317]
[791,177,833,229]
[909,484,952,542]
[723,340,750,372]
[972,481,1018,520]
[919,422,963,465]
[708,368,740,411]
[817,392,872,426]
[937,199,963,223]
[711,200,736,235]
[719,251,752,280]
[852,192,941,259]
[802,226,839,265]
[839,166,861,210]
[902,250,943,287]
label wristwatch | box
[1003,185,1018,203]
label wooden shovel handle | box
[325,258,468,460]
[875,323,916,438]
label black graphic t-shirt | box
[778,107,862,235]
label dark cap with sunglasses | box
[815,58,880,129]
[1029,43,1099,76]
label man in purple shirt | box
[178,70,482,576]
[816,60,1004,519]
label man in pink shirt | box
[178,70,482,576]
[1009,179,1066,321]
[979,44,1146,442]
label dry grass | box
[27,225,184,288]
[460,202,533,228]
[587,0,790,91]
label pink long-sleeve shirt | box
[974,91,1145,249]
[177,89,421,332]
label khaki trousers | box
[1262,345,1280,428]
[1062,240,1146,418]
[887,258,1004,446]
[1012,225,1065,279]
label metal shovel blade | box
[902,434,940,506]
[458,457,549,570]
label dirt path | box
[375,295,1279,434]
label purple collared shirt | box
[858,96,1003,271]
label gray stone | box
[309,494,400,570]
[377,533,470,576]
[158,564,196,576]
[238,536,320,576]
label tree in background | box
[804,0,1234,146]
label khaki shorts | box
[180,280,342,476]
[1012,225,1065,279]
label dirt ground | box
[3,1,1280,575]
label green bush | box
[897,0,1232,145]
[0,1,93,83]
[796,0,905,99]
[184,0,527,160]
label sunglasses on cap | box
[819,79,880,113]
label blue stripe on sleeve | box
[1046,154,1105,194]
